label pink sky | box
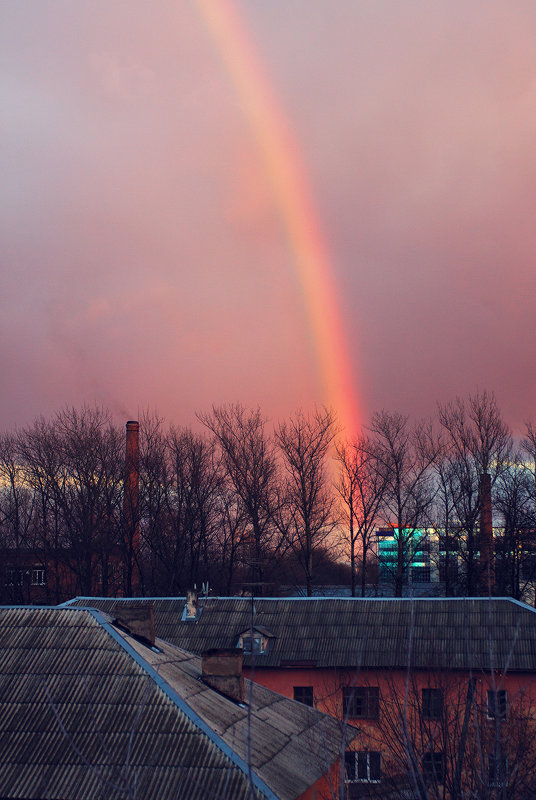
[2,0,536,435]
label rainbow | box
[195,0,362,434]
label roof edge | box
[61,595,536,610]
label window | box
[411,565,431,583]
[293,686,314,707]
[422,688,443,720]
[439,555,459,583]
[487,690,507,721]
[6,569,24,586]
[241,632,266,654]
[488,751,508,788]
[422,752,444,785]
[343,686,379,719]
[345,750,381,783]
[31,568,46,586]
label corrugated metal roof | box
[66,596,536,672]
[120,633,355,800]
[0,607,285,800]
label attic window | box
[241,632,265,654]
[238,629,270,655]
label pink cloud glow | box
[1,0,536,434]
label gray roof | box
[65,596,536,672]
[0,606,350,800]
[122,632,355,800]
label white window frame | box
[239,631,267,654]
[31,568,46,586]
[345,750,381,784]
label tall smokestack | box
[479,472,494,594]
[124,421,140,590]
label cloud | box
[88,52,157,100]
[2,0,536,433]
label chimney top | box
[184,590,199,620]
[126,420,139,430]
[114,603,155,646]
[202,649,244,703]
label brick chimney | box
[115,603,155,646]
[479,472,494,594]
[202,649,244,703]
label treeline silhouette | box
[1,393,535,602]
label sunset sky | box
[2,0,536,436]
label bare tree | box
[199,404,281,592]
[427,447,461,597]
[52,406,124,596]
[370,411,440,597]
[139,416,225,595]
[0,432,37,602]
[438,391,512,596]
[518,420,536,601]
[213,486,250,594]
[138,411,170,595]
[275,407,339,597]
[521,420,536,491]
[493,450,534,601]
[335,435,386,597]
[359,668,536,800]
[17,416,66,603]
[166,426,223,591]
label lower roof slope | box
[65,596,536,672]
[0,607,273,800]
[122,633,355,800]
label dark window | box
[6,568,25,586]
[241,633,265,654]
[345,750,381,783]
[293,686,314,707]
[343,686,379,719]
[422,688,443,719]
[487,690,507,721]
[439,556,459,583]
[411,565,431,583]
[422,752,444,784]
[488,751,508,788]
